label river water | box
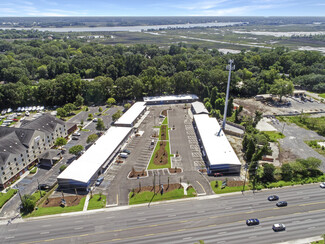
[0,22,243,32]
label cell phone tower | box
[218,59,235,136]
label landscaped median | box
[0,188,18,209]
[129,184,196,205]
[147,112,173,170]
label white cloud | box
[200,4,276,16]
[0,8,17,13]
[174,0,229,10]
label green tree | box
[96,118,105,131]
[106,97,116,107]
[21,194,36,214]
[87,134,98,144]
[87,113,93,120]
[269,79,294,102]
[69,145,84,156]
[63,103,76,115]
[112,110,122,121]
[261,163,276,183]
[281,163,293,181]
[124,103,131,111]
[74,94,84,108]
[55,137,67,147]
[56,107,67,118]
[98,107,103,113]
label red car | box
[214,173,223,177]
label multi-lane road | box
[1,183,324,244]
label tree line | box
[0,38,325,109]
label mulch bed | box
[161,125,167,140]
[41,195,83,208]
[168,168,182,174]
[153,141,168,166]
[129,169,148,178]
[227,181,245,187]
[161,110,167,117]
[133,183,182,194]
[198,169,207,173]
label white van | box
[151,139,155,145]
[120,152,128,158]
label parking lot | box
[97,104,215,205]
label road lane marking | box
[40,232,49,235]
[5,236,15,239]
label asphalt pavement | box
[1,184,324,244]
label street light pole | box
[242,163,248,193]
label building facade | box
[0,115,67,189]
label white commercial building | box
[191,101,209,115]
[114,102,147,127]
[143,94,198,105]
[57,126,132,189]
[193,114,241,174]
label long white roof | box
[57,126,132,184]
[194,114,241,166]
[191,101,209,114]
[143,94,198,102]
[114,102,146,126]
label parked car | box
[268,195,279,201]
[72,136,79,140]
[276,201,288,207]
[119,152,128,158]
[72,132,81,136]
[272,223,286,232]
[246,219,259,226]
[320,182,325,188]
[39,184,50,190]
[122,149,131,154]
[93,118,98,122]
[214,172,223,177]
[95,177,104,186]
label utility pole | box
[221,60,235,132]
[242,163,248,193]
[37,179,42,198]
[153,172,156,194]
[17,183,22,203]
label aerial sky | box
[0,0,324,17]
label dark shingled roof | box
[0,132,28,166]
[21,114,65,133]
[0,127,35,148]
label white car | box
[320,182,325,188]
[272,223,286,232]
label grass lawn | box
[81,129,90,132]
[129,188,196,205]
[312,240,324,244]
[263,131,285,142]
[147,141,172,170]
[211,181,251,194]
[0,189,17,209]
[27,197,86,218]
[87,194,106,210]
[277,115,325,136]
[318,93,325,99]
[305,140,325,156]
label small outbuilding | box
[191,101,209,115]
